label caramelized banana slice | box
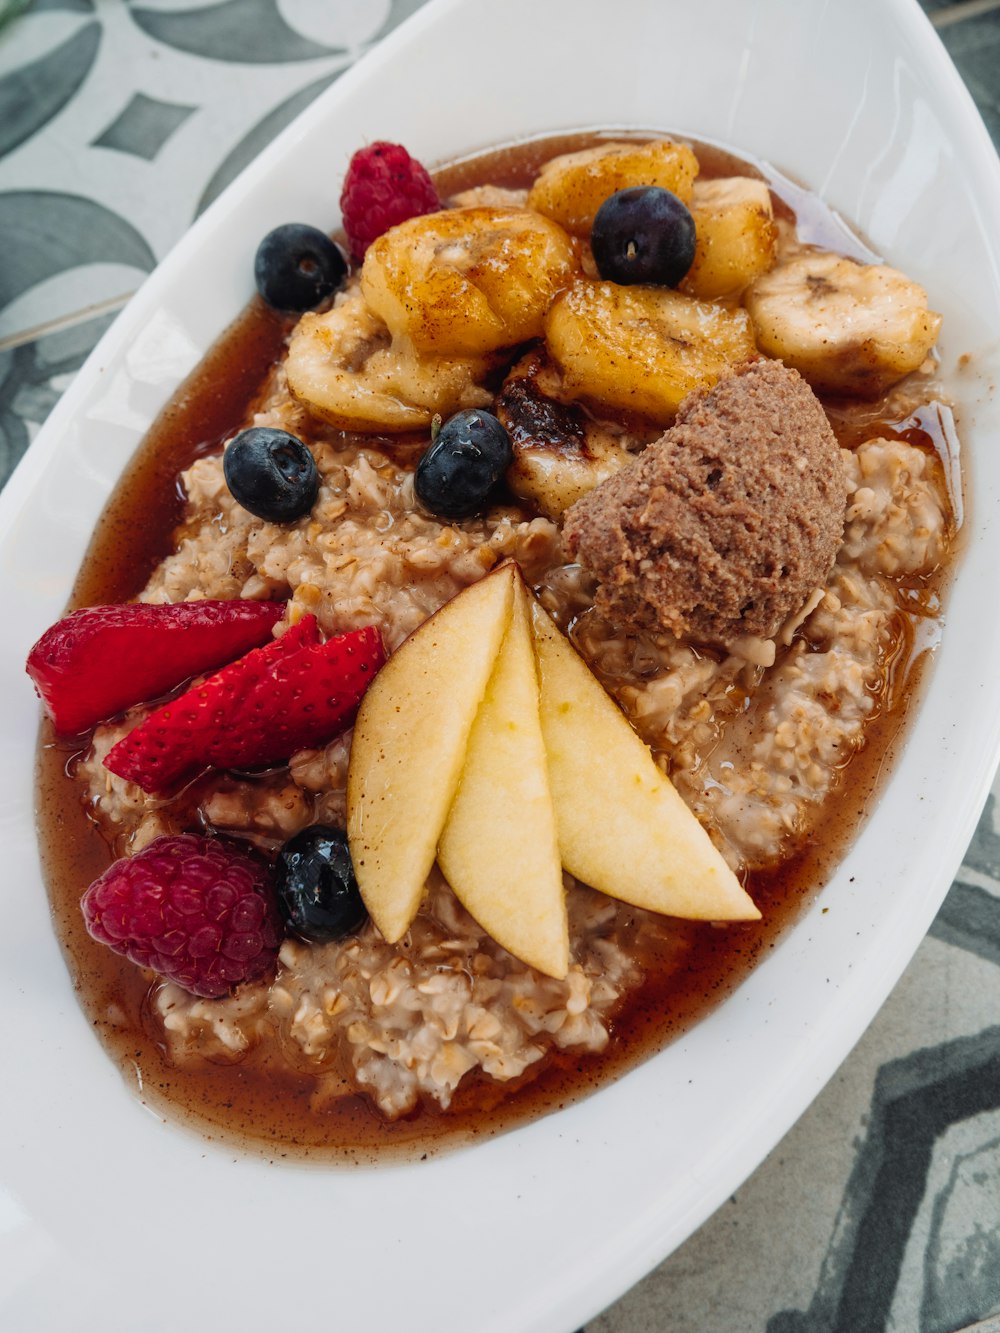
[545,278,756,424]
[682,176,777,300]
[360,206,578,358]
[527,139,699,237]
[495,353,638,518]
[449,184,529,209]
[744,251,942,396]
[285,286,491,432]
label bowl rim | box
[2,1,1000,1330]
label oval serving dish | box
[1,1,999,1330]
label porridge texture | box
[43,133,956,1146]
[74,371,950,1117]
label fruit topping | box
[744,251,942,397]
[591,186,696,288]
[497,351,633,519]
[360,206,578,356]
[438,576,568,979]
[276,825,367,942]
[545,277,756,424]
[348,562,517,945]
[104,618,384,794]
[284,286,493,433]
[347,562,758,970]
[414,409,513,520]
[223,426,320,523]
[339,140,440,261]
[81,834,282,998]
[26,599,285,735]
[528,595,758,922]
[253,222,348,312]
[526,139,698,237]
[682,177,777,301]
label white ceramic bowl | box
[2,1,999,1329]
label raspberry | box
[82,834,283,998]
[339,141,440,261]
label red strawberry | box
[26,599,285,735]
[339,141,441,260]
[104,617,384,793]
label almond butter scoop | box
[563,358,850,643]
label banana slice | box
[526,139,699,237]
[285,286,491,433]
[449,184,529,210]
[495,352,637,518]
[744,251,942,396]
[545,278,756,424]
[360,206,578,358]
[682,176,777,300]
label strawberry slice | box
[27,599,286,735]
[103,617,384,793]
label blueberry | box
[276,825,367,943]
[254,223,348,312]
[591,186,697,288]
[223,427,319,523]
[414,410,513,520]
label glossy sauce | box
[36,133,958,1163]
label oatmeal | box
[34,131,958,1158]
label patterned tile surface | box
[0,308,115,478]
[2,4,1000,1333]
[939,8,1000,144]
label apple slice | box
[439,580,569,979]
[530,600,760,922]
[347,562,516,942]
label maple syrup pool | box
[35,132,958,1163]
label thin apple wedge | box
[347,562,516,943]
[530,601,760,922]
[439,580,569,979]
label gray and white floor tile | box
[2,2,999,1330]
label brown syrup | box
[36,133,958,1164]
